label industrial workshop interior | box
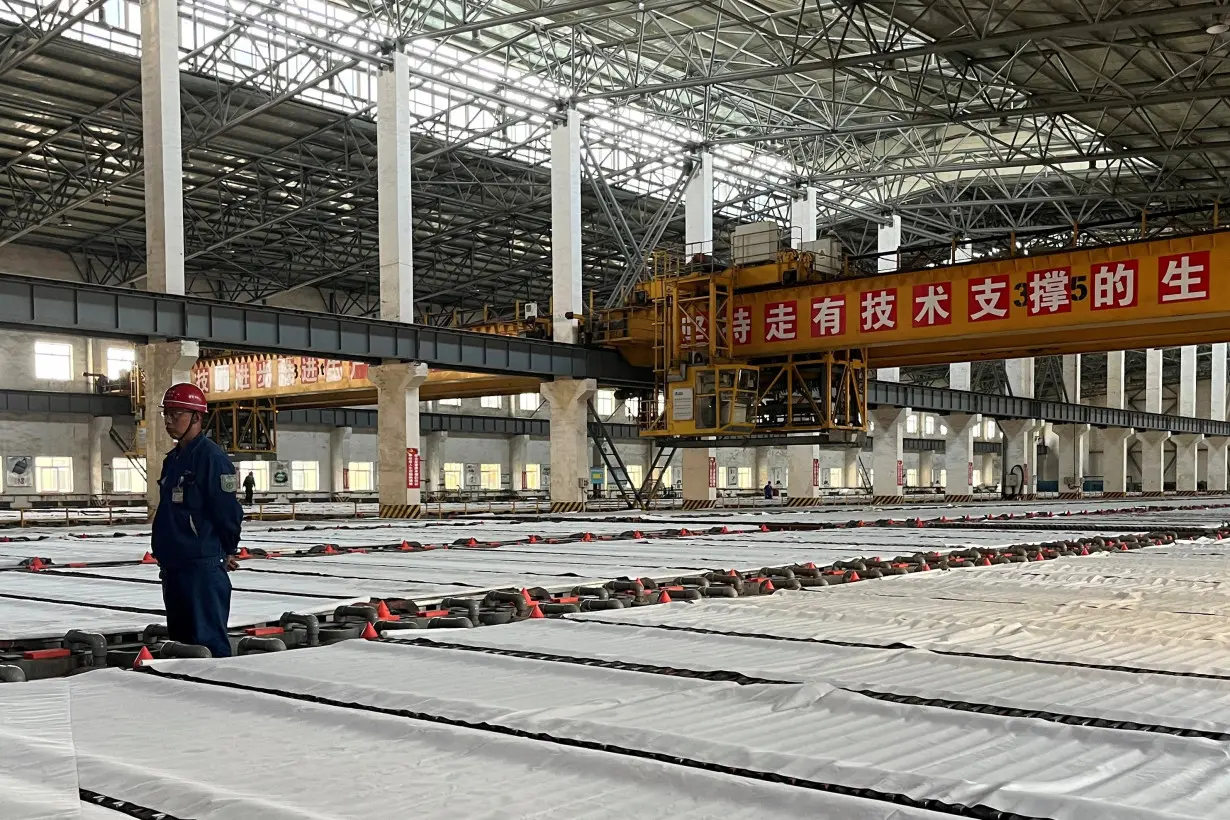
[7,0,1230,818]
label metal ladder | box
[640,442,679,504]
[587,400,640,508]
[108,428,147,481]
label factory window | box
[625,396,640,419]
[291,461,319,492]
[523,463,542,490]
[236,461,270,492]
[984,420,997,439]
[737,466,753,489]
[972,468,983,486]
[651,466,672,489]
[106,347,135,381]
[940,423,949,435]
[906,413,918,434]
[437,397,462,407]
[924,415,935,435]
[905,468,918,487]
[347,462,374,492]
[480,395,502,409]
[626,464,643,491]
[828,467,843,488]
[442,462,463,490]
[34,457,74,493]
[34,341,73,382]
[939,469,947,485]
[595,389,616,415]
[716,466,727,488]
[480,463,502,490]
[111,457,146,494]
[518,393,540,412]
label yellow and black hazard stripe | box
[1057,491,1083,500]
[1101,491,1126,498]
[944,494,974,503]
[379,504,423,519]
[870,495,907,505]
[1140,490,1164,497]
[549,501,587,513]
[1175,489,1200,496]
[785,497,821,507]
[681,499,718,510]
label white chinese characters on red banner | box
[859,288,896,332]
[254,359,273,389]
[1091,260,1138,310]
[764,301,798,342]
[968,274,1010,322]
[192,366,210,393]
[1158,251,1210,303]
[732,306,752,345]
[277,358,296,388]
[912,282,952,327]
[1026,266,1071,315]
[681,311,709,344]
[235,363,251,391]
[299,357,320,384]
[324,360,344,383]
[810,295,845,337]
[352,362,370,381]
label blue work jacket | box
[152,435,244,567]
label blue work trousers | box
[161,562,233,658]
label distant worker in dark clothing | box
[151,384,244,658]
[243,472,256,505]
[764,481,774,500]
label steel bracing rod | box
[0,0,107,78]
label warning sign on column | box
[406,448,421,489]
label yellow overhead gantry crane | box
[591,228,1230,441]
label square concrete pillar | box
[541,378,596,509]
[871,407,908,501]
[1105,351,1125,409]
[423,431,447,496]
[981,453,996,488]
[787,444,820,503]
[370,362,429,516]
[141,341,200,513]
[141,0,185,296]
[551,109,583,344]
[843,448,861,489]
[790,187,817,246]
[1136,430,1170,494]
[1056,423,1091,495]
[1173,433,1203,493]
[1099,429,1132,496]
[917,450,935,487]
[1006,359,1034,398]
[682,447,718,507]
[877,213,901,273]
[1206,436,1229,492]
[753,447,771,487]
[509,434,530,492]
[943,413,979,500]
[1211,344,1228,421]
[1000,418,1039,497]
[89,416,113,499]
[1145,349,1163,413]
[329,426,352,495]
[685,151,714,252]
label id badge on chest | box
[172,488,184,504]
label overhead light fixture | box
[1208,21,1230,35]
[58,215,71,227]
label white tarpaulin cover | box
[0,681,81,820]
[15,669,952,820]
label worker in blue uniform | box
[151,383,244,658]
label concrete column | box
[1179,345,1197,416]
[1106,351,1125,409]
[787,445,820,501]
[423,431,447,495]
[551,109,583,344]
[369,363,429,513]
[843,448,861,489]
[871,407,907,500]
[1137,430,1170,494]
[753,447,770,486]
[1145,349,1163,413]
[141,341,200,512]
[541,378,596,507]
[917,450,935,487]
[1006,358,1035,398]
[1206,437,1229,492]
[1056,424,1091,493]
[329,426,351,494]
[681,447,718,505]
[89,417,113,498]
[141,0,185,296]
[1062,354,1081,403]
[1101,429,1133,495]
[685,151,714,252]
[377,51,414,321]
[943,413,978,499]
[981,453,996,488]
[877,214,901,273]
[1211,344,1228,421]
[1000,419,1039,497]
[509,434,530,492]
[790,187,817,246]
[1173,434,1203,493]
[948,363,971,392]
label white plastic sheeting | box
[148,640,1230,820]
[0,681,82,820]
[422,619,1230,734]
[48,669,949,820]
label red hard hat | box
[161,383,207,414]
